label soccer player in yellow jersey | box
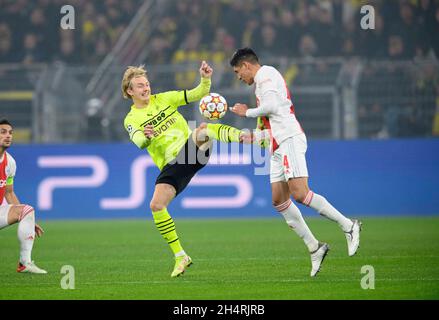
[122,61,247,277]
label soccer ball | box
[199,93,227,120]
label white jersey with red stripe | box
[0,152,16,204]
[247,65,304,152]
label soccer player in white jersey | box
[0,119,47,274]
[230,48,361,277]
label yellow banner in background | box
[0,91,33,100]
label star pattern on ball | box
[211,110,221,119]
[212,96,221,104]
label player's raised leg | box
[150,184,192,277]
[290,177,362,257]
[196,122,246,145]
[272,181,328,277]
[0,205,47,274]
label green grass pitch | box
[1,217,438,299]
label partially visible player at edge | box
[0,119,47,274]
[122,61,248,277]
[230,48,362,277]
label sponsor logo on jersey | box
[141,106,172,127]
[146,112,167,127]
[0,179,7,188]
[152,117,177,137]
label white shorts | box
[0,205,12,229]
[270,134,309,183]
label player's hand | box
[200,60,213,79]
[35,224,44,237]
[231,103,248,117]
[254,129,271,148]
[144,124,155,139]
[256,117,266,130]
[239,130,255,144]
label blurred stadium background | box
[1,0,439,301]
[1,0,438,142]
[1,0,438,218]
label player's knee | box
[292,192,308,204]
[8,207,21,224]
[20,205,35,219]
[272,199,282,207]
[149,201,165,213]
[272,196,289,208]
[10,205,34,223]
[195,127,209,143]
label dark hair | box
[229,47,259,67]
[0,119,12,126]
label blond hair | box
[121,65,148,99]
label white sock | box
[17,205,36,265]
[304,191,353,232]
[275,199,319,253]
[175,250,186,258]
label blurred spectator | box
[82,14,114,65]
[171,0,201,49]
[0,0,144,65]
[120,0,136,24]
[312,5,339,57]
[172,27,207,87]
[339,19,358,57]
[365,14,388,59]
[221,2,248,45]
[20,33,46,64]
[416,0,437,58]
[0,0,437,64]
[296,6,313,38]
[28,8,49,47]
[278,10,299,56]
[299,34,318,60]
[155,16,178,56]
[54,31,81,65]
[253,24,282,60]
[91,34,112,65]
[433,6,439,57]
[394,3,419,58]
[411,62,439,136]
[149,36,172,65]
[0,0,437,141]
[241,15,260,48]
[0,23,16,62]
[387,35,410,60]
[211,27,235,58]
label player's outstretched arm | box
[231,91,277,118]
[185,61,213,103]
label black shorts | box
[155,137,210,196]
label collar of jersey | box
[130,95,156,115]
